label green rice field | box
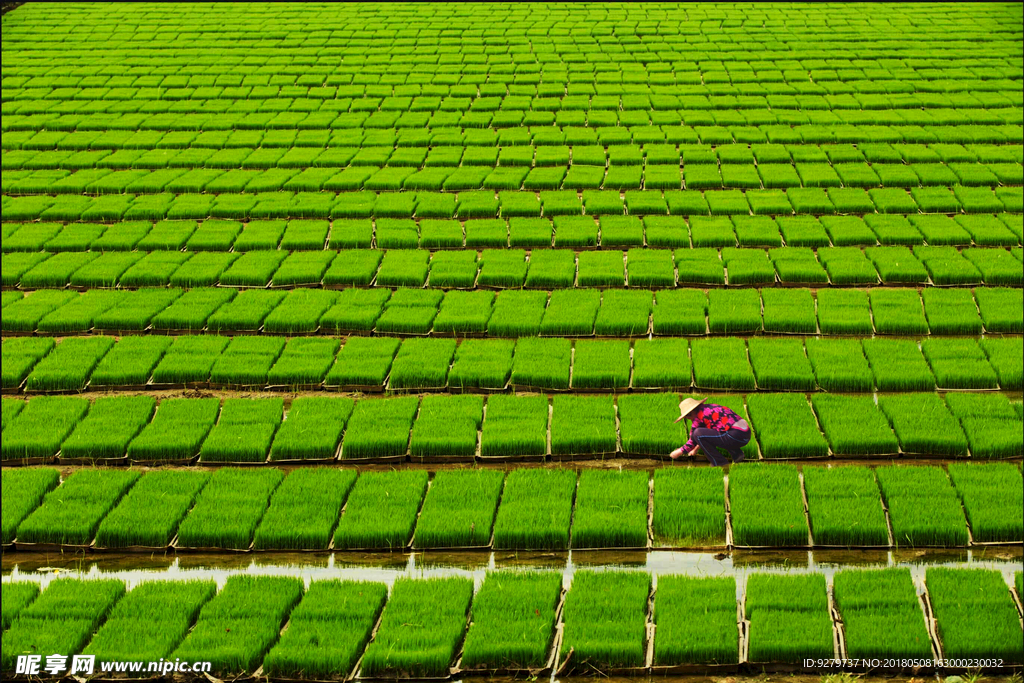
[2,1,1022,678]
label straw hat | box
[674,397,706,423]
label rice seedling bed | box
[326,336,400,390]
[925,568,1023,663]
[207,289,286,332]
[35,289,122,334]
[803,465,889,546]
[479,394,549,460]
[729,463,809,547]
[263,580,387,679]
[269,397,353,462]
[618,393,689,457]
[320,288,389,333]
[361,577,474,677]
[571,469,648,549]
[1,467,60,545]
[652,467,726,548]
[375,288,441,335]
[540,289,599,336]
[341,396,418,461]
[571,339,630,390]
[151,335,229,386]
[832,568,933,660]
[410,394,483,461]
[387,337,455,390]
[878,394,969,458]
[747,338,816,391]
[744,573,833,664]
[804,338,874,393]
[83,579,218,665]
[15,468,139,547]
[708,289,761,334]
[25,335,113,392]
[174,468,283,550]
[447,339,514,390]
[2,336,55,390]
[595,289,652,336]
[415,468,504,548]
[93,470,209,549]
[652,290,707,335]
[921,288,983,335]
[560,571,650,670]
[461,570,562,672]
[654,575,739,667]
[209,336,286,388]
[126,397,220,463]
[876,466,969,547]
[171,575,304,675]
[947,463,1023,544]
[0,578,126,671]
[761,288,817,334]
[2,395,89,461]
[60,395,155,462]
[980,337,1023,391]
[815,289,874,335]
[746,394,829,460]
[945,393,1024,460]
[266,337,339,387]
[690,337,756,391]
[333,469,428,550]
[811,394,898,457]
[254,468,356,550]
[550,395,618,458]
[973,287,1023,334]
[922,338,998,390]
[862,339,936,392]
[151,287,236,333]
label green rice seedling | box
[263,580,387,678]
[913,246,982,286]
[1,581,40,629]
[254,468,356,550]
[804,338,873,392]
[803,465,889,545]
[674,248,725,284]
[270,251,336,287]
[420,219,465,248]
[796,162,842,188]
[491,468,575,549]
[44,222,107,252]
[973,287,1023,334]
[868,288,929,335]
[447,339,514,389]
[947,462,1023,543]
[630,339,690,390]
[174,468,283,550]
[341,396,419,460]
[15,468,140,546]
[777,216,830,248]
[647,289,705,335]
[816,247,879,285]
[61,395,156,461]
[684,164,722,190]
[654,575,738,665]
[94,470,209,549]
[325,337,401,388]
[218,251,288,287]
[541,190,582,217]
[745,573,833,662]
[210,336,287,387]
[511,337,571,389]
[266,337,339,387]
[815,289,874,335]
[769,247,829,284]
[24,336,114,392]
[908,215,972,246]
[625,190,668,215]
[457,190,500,219]
[172,575,304,674]
[185,219,242,251]
[95,288,183,332]
[2,252,52,288]
[1,578,126,671]
[1,396,89,461]
[819,216,874,246]
[582,190,624,216]
[480,394,549,459]
[334,469,428,549]
[691,338,756,390]
[980,336,1024,390]
[732,216,783,247]
[168,252,239,288]
[67,252,144,288]
[643,215,690,247]
[747,338,816,391]
[760,288,817,334]
[572,339,630,390]
[577,250,625,287]
[509,217,553,247]
[136,220,197,251]
[233,219,286,250]
[150,288,236,333]
[410,395,483,459]
[2,337,55,389]
[476,249,525,288]
[745,189,794,216]
[956,215,1017,247]
[322,250,383,287]
[746,394,829,459]
[127,397,221,462]
[827,187,876,214]
[862,338,935,392]
[20,251,100,289]
[868,188,919,214]
[864,215,923,247]
[415,468,504,547]
[433,290,492,333]
[561,571,650,667]
[331,192,376,220]
[207,289,286,332]
[1,467,60,544]
[945,393,1024,460]
[83,579,217,664]
[866,247,929,285]
[926,568,1023,662]
[552,395,619,458]
[922,338,998,390]
[263,289,337,334]
[361,577,474,677]
[461,571,562,669]
[3,222,63,252]
[375,248,429,287]
[876,466,969,547]
[553,215,599,247]
[539,289,599,335]
[269,397,353,462]
[388,338,456,389]
[963,248,1024,286]
[327,219,373,249]
[652,467,726,547]
[571,468,648,549]
[832,568,932,659]
[878,394,968,456]
[151,335,229,385]
[707,288,761,334]
[119,251,192,287]
[463,219,509,247]
[688,216,735,248]
[625,249,673,287]
[200,398,283,464]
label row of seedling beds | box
[3,391,1022,467]
[3,461,1020,552]
[3,242,1022,291]
[4,333,1021,399]
[2,567,1020,678]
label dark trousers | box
[692,427,751,466]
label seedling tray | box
[129,456,199,467]
[14,540,94,553]
[92,541,173,554]
[172,540,254,553]
[1,456,57,467]
[56,455,128,467]
[648,602,743,673]
[448,380,510,394]
[325,383,386,393]
[550,449,619,462]
[457,588,565,677]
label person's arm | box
[680,407,710,452]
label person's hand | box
[669,447,685,460]
[688,447,700,457]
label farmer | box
[669,397,751,466]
